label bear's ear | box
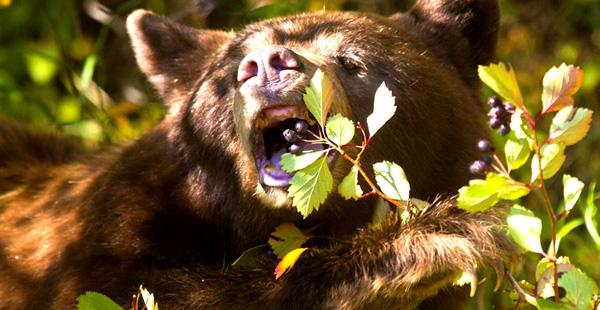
[126,10,233,98]
[396,0,499,84]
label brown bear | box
[0,0,512,308]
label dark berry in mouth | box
[469,160,486,175]
[289,144,301,154]
[295,120,308,133]
[283,129,298,143]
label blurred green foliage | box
[1,0,599,307]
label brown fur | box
[0,1,512,309]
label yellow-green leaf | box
[366,82,396,137]
[303,69,334,127]
[338,166,363,200]
[268,223,311,259]
[288,155,333,218]
[458,179,500,212]
[531,143,566,182]
[281,150,328,172]
[373,161,410,201]
[274,248,308,280]
[563,174,584,213]
[549,107,593,146]
[478,63,523,107]
[505,133,531,171]
[508,205,544,254]
[77,292,123,310]
[559,267,599,309]
[542,64,584,114]
[325,113,355,146]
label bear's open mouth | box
[252,104,330,188]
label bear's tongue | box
[259,141,323,187]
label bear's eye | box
[336,56,360,73]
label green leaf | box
[77,292,123,310]
[478,63,523,107]
[325,114,355,146]
[268,223,311,259]
[536,257,570,282]
[535,299,570,310]
[303,69,334,127]
[563,174,584,213]
[559,268,599,309]
[288,155,333,218]
[281,150,328,172]
[550,220,584,253]
[231,244,270,268]
[338,166,363,200]
[583,182,600,249]
[366,82,396,137]
[457,173,530,212]
[508,205,544,253]
[531,143,566,182]
[373,161,410,201]
[549,107,593,146]
[505,133,531,170]
[274,247,308,280]
[25,42,60,85]
[541,64,584,114]
[510,110,533,142]
[371,198,391,225]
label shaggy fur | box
[0,1,512,308]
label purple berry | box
[505,103,516,114]
[295,120,308,133]
[469,160,486,175]
[488,96,503,107]
[477,139,492,152]
[498,124,510,136]
[489,117,502,129]
[482,154,492,165]
[289,144,301,154]
[489,106,508,119]
[283,129,298,143]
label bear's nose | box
[237,46,301,83]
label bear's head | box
[126,0,498,215]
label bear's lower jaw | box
[254,184,292,208]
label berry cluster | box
[283,120,309,154]
[469,139,494,175]
[487,96,516,136]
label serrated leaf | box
[281,150,328,172]
[338,166,363,200]
[510,110,533,142]
[478,63,523,107]
[77,292,123,310]
[542,64,584,114]
[325,114,355,146]
[505,133,531,170]
[373,161,410,201]
[458,173,530,212]
[140,286,159,310]
[536,257,571,282]
[274,247,308,280]
[288,155,333,218]
[549,107,593,146]
[531,143,566,182]
[366,82,396,137]
[563,174,584,213]
[508,205,544,254]
[231,244,270,268]
[559,267,599,309]
[268,223,311,259]
[303,69,334,127]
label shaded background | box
[1,0,599,307]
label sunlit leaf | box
[281,150,328,172]
[551,220,584,253]
[563,174,584,213]
[303,69,334,127]
[559,267,599,309]
[274,247,308,280]
[373,161,409,201]
[325,114,355,146]
[535,257,570,282]
[510,110,533,142]
[478,63,523,107]
[541,64,584,114]
[583,182,600,249]
[458,173,530,212]
[549,107,593,146]
[366,82,396,137]
[25,42,60,85]
[268,223,311,259]
[77,292,122,310]
[288,155,333,218]
[508,205,544,254]
[140,286,159,310]
[0,0,12,8]
[505,133,531,170]
[338,166,363,200]
[531,143,566,182]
